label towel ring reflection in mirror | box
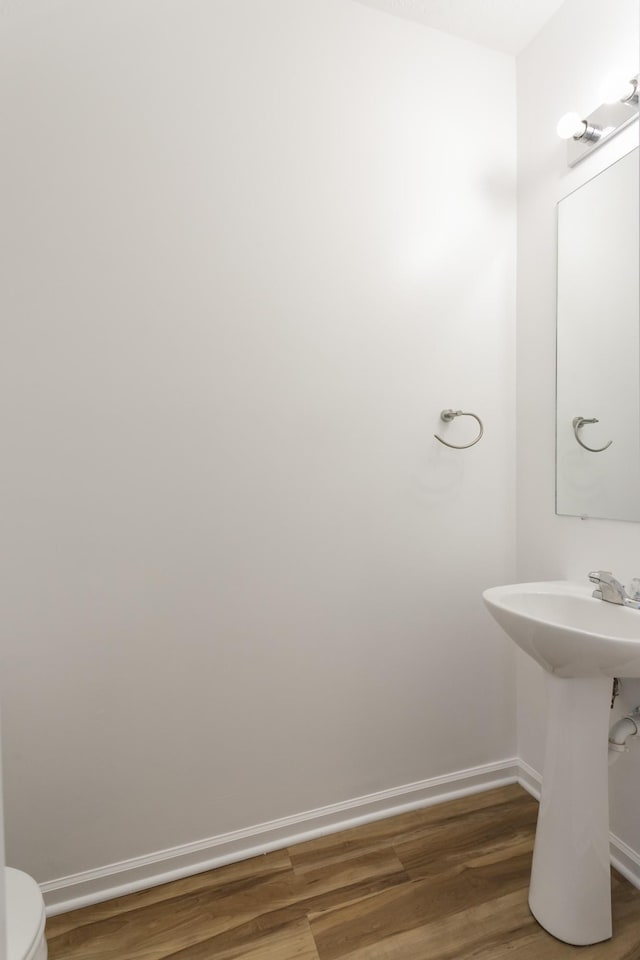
[434,409,484,449]
[572,416,613,453]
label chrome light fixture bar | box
[557,74,639,166]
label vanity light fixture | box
[556,112,602,143]
[557,73,639,166]
[601,74,639,105]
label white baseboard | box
[41,755,640,915]
[610,834,640,890]
[516,758,542,801]
[41,758,520,915]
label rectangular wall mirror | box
[556,147,640,522]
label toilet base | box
[6,867,48,960]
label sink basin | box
[482,580,640,947]
[483,580,640,678]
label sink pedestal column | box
[529,674,613,945]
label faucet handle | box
[628,578,640,601]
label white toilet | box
[6,868,47,960]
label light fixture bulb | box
[600,75,638,104]
[557,112,587,140]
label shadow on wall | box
[480,168,518,211]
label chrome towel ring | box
[572,416,612,453]
[434,409,484,449]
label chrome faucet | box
[588,571,640,609]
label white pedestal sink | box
[483,581,640,946]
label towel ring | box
[434,409,484,449]
[572,416,612,453]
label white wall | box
[0,0,516,884]
[517,0,640,854]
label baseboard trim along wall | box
[40,756,640,915]
[41,758,519,915]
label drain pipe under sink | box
[608,709,640,765]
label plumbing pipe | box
[608,712,640,766]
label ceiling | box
[3,0,568,55]
[352,0,568,55]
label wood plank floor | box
[45,784,640,959]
